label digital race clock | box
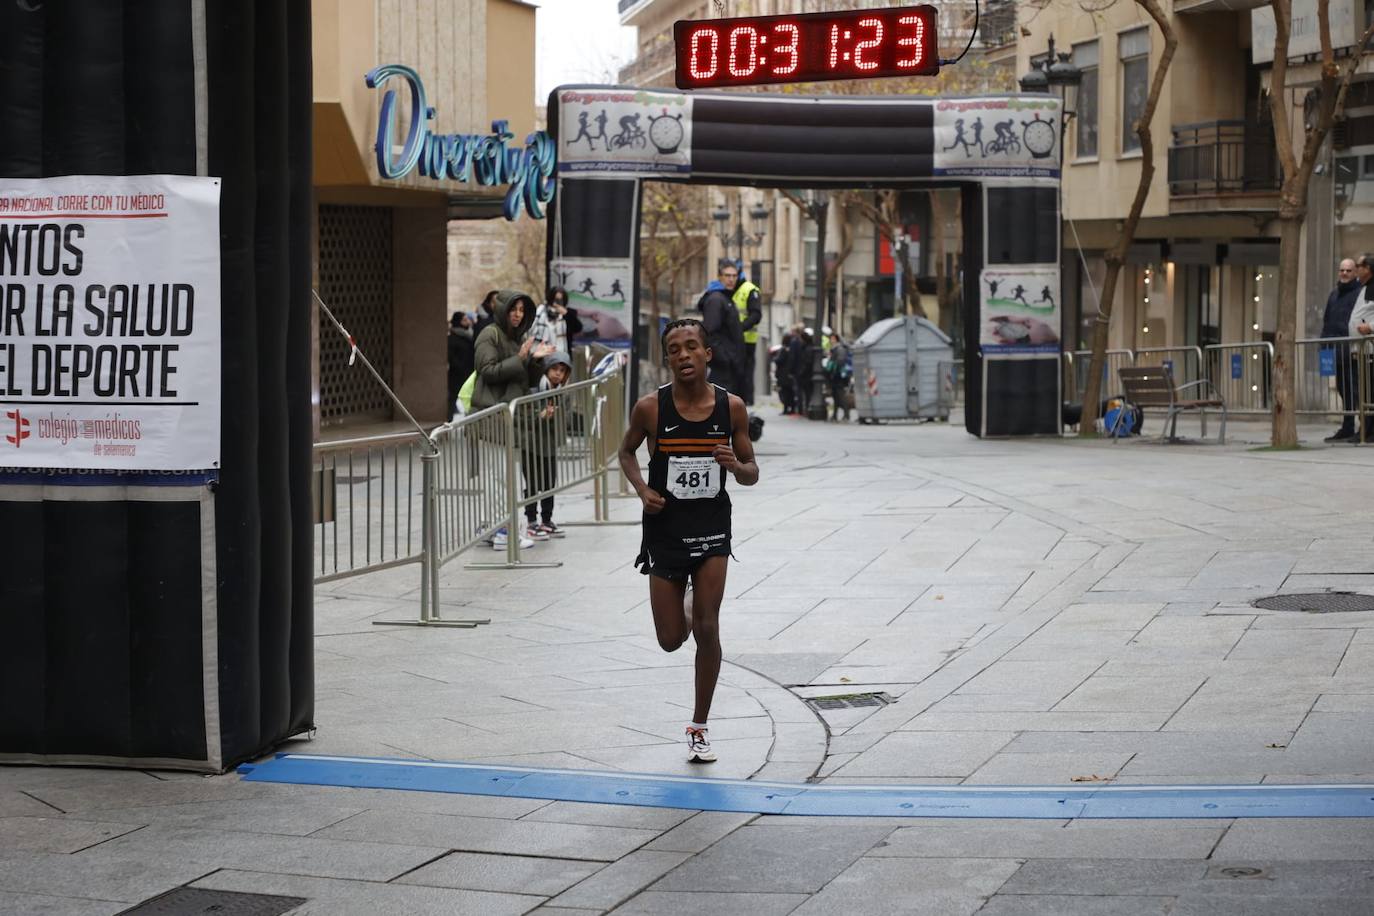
[673,5,939,90]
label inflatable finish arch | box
[547,86,1065,436]
[0,1,314,771]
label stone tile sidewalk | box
[3,412,1374,914]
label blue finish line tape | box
[239,754,1374,819]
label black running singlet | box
[640,384,733,569]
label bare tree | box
[639,183,710,363]
[1263,0,1374,446]
[1078,0,1177,436]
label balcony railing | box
[1168,121,1281,196]
[618,42,676,86]
[979,0,1017,49]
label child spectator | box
[520,351,573,540]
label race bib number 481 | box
[668,455,719,500]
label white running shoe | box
[686,726,716,763]
[491,528,535,550]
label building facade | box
[312,0,536,430]
[1017,0,1374,366]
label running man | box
[618,318,759,764]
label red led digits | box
[674,6,938,89]
[773,22,800,74]
[688,26,720,80]
[729,26,760,77]
[854,18,883,71]
[896,14,924,68]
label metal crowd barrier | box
[1064,349,1135,403]
[1295,337,1363,419]
[938,359,965,409]
[312,431,427,584]
[1204,342,1273,415]
[1133,345,1204,386]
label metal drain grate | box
[118,887,306,915]
[806,692,893,711]
[1252,592,1374,614]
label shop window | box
[1073,41,1099,159]
[1120,28,1149,155]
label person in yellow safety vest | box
[730,261,763,405]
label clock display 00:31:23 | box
[673,6,939,90]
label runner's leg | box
[648,575,691,653]
[688,555,727,724]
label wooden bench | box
[1116,366,1227,443]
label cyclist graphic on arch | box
[942,118,975,158]
[579,276,599,299]
[609,278,626,301]
[1011,283,1030,306]
[611,113,647,150]
[1036,285,1055,309]
[987,118,1020,155]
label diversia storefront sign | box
[365,64,556,220]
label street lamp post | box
[711,195,771,263]
[1019,35,1081,356]
[806,190,830,421]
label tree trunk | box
[1272,215,1302,446]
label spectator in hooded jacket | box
[473,289,553,549]
[472,289,499,339]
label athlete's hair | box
[661,317,707,350]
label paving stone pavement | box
[3,412,1374,914]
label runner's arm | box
[618,395,665,513]
[715,395,758,486]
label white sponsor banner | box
[558,89,692,177]
[933,97,1061,179]
[549,257,634,345]
[980,265,1060,353]
[0,175,221,471]
[1252,0,1357,64]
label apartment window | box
[1120,28,1150,154]
[1073,41,1099,159]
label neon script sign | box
[365,64,556,220]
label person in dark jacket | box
[695,260,745,393]
[1323,258,1362,441]
[774,332,795,414]
[446,311,475,421]
[472,289,499,339]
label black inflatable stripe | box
[692,96,934,129]
[42,0,126,176]
[207,0,265,764]
[0,2,46,176]
[124,0,196,173]
[285,0,317,740]
[692,122,935,157]
[961,183,984,437]
[556,178,638,259]
[692,150,935,180]
[253,0,294,746]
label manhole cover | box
[1207,865,1267,879]
[1252,592,1374,613]
[118,887,306,915]
[806,692,893,711]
